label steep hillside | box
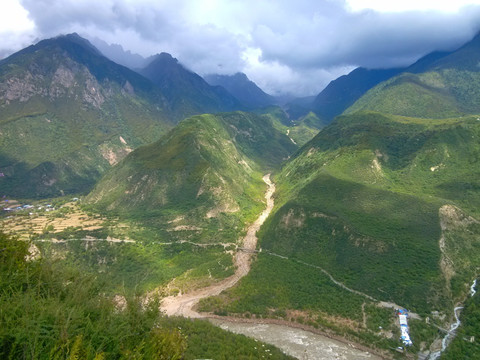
[312,67,404,123]
[268,112,480,306]
[139,54,242,120]
[0,231,293,360]
[346,33,480,118]
[87,111,296,243]
[256,106,320,146]
[204,72,276,109]
[200,111,480,354]
[0,34,173,198]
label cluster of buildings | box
[3,203,54,212]
[398,309,413,346]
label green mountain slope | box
[86,111,297,243]
[0,231,293,360]
[0,34,174,198]
[200,112,480,354]
[312,67,404,123]
[273,112,480,306]
[139,53,243,121]
[346,33,480,118]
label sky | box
[2,0,480,96]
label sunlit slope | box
[205,112,480,318]
[270,112,480,312]
[0,34,173,198]
[87,111,297,243]
[346,34,480,118]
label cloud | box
[1,0,480,96]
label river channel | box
[209,319,381,360]
[428,278,477,360]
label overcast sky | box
[2,0,480,96]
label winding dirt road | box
[160,174,275,317]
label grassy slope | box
[0,35,173,198]
[87,111,297,244]
[0,231,293,360]
[200,111,480,353]
[345,70,480,118]
[269,112,480,312]
[256,106,320,146]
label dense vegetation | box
[0,231,293,359]
[345,33,480,119]
[200,110,480,356]
[257,106,320,146]
[0,34,174,198]
[312,67,403,123]
[37,238,235,294]
[235,112,480,314]
[442,281,480,359]
[86,111,296,244]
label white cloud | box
[0,0,34,32]
[0,0,36,57]
[346,0,480,13]
[0,0,480,96]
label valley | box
[160,174,275,317]
[3,30,480,360]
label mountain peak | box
[139,51,241,120]
[156,52,177,61]
[204,72,275,109]
[35,33,104,58]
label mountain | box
[200,111,480,354]
[346,33,480,118]
[311,67,404,124]
[86,111,297,243]
[139,54,243,121]
[89,36,154,69]
[0,33,175,198]
[204,72,275,109]
[197,33,480,352]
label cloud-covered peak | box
[2,0,480,96]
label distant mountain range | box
[0,34,254,198]
[204,72,276,109]
[139,53,243,121]
[346,33,480,117]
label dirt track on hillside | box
[160,174,275,317]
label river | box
[428,278,477,359]
[160,175,379,358]
[209,319,382,360]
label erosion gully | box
[428,279,477,360]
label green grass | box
[199,110,480,355]
[86,111,296,244]
[36,239,234,294]
[0,231,293,360]
[258,106,320,146]
[346,69,480,119]
[198,253,368,321]
[260,172,445,314]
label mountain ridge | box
[139,53,243,121]
[0,33,173,198]
[204,72,276,109]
